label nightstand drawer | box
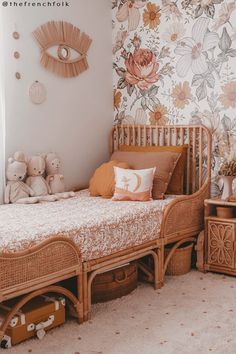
[207,220,236,269]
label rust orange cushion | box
[119,145,188,195]
[89,161,130,198]
[110,150,180,199]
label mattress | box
[0,190,177,262]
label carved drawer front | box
[208,221,235,269]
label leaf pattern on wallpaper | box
[113,0,236,193]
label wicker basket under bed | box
[165,243,194,276]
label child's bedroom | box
[0,0,235,353]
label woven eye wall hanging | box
[32,21,92,78]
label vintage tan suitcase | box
[91,262,138,303]
[0,295,66,348]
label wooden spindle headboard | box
[110,125,212,195]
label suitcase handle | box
[114,271,128,284]
[27,315,55,333]
[36,315,55,331]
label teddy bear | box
[45,153,75,199]
[26,155,57,202]
[5,151,38,204]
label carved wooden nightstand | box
[196,198,236,276]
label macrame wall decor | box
[29,81,47,104]
[32,21,92,78]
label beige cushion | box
[113,166,156,201]
[110,151,180,199]
[119,145,188,195]
[89,160,129,198]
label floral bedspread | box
[0,190,176,262]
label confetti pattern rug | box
[7,270,236,354]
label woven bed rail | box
[111,125,212,195]
[0,237,82,302]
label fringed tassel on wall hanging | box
[32,21,92,78]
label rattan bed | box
[0,125,212,339]
[81,125,212,320]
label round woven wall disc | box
[14,51,20,59]
[13,32,20,40]
[15,72,21,80]
[29,81,47,104]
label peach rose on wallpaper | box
[125,49,159,90]
[220,82,236,108]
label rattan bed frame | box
[0,125,212,340]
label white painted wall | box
[1,0,112,190]
[0,12,6,204]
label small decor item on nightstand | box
[218,160,236,200]
[229,194,236,202]
[216,206,234,219]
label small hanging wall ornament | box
[29,81,47,104]
[13,31,20,40]
[14,51,20,59]
[32,21,92,78]
[15,72,21,80]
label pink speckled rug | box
[8,270,236,354]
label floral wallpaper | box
[112,0,236,193]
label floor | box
[8,270,236,354]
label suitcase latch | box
[0,335,12,349]
[27,315,55,340]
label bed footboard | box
[161,182,210,242]
[0,237,82,302]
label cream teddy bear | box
[45,153,75,199]
[26,155,57,202]
[5,151,38,204]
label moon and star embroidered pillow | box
[112,166,156,202]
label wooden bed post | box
[156,244,164,289]
[77,273,84,324]
[83,272,89,322]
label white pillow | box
[113,166,156,201]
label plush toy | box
[26,155,57,202]
[5,151,38,204]
[45,153,75,199]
